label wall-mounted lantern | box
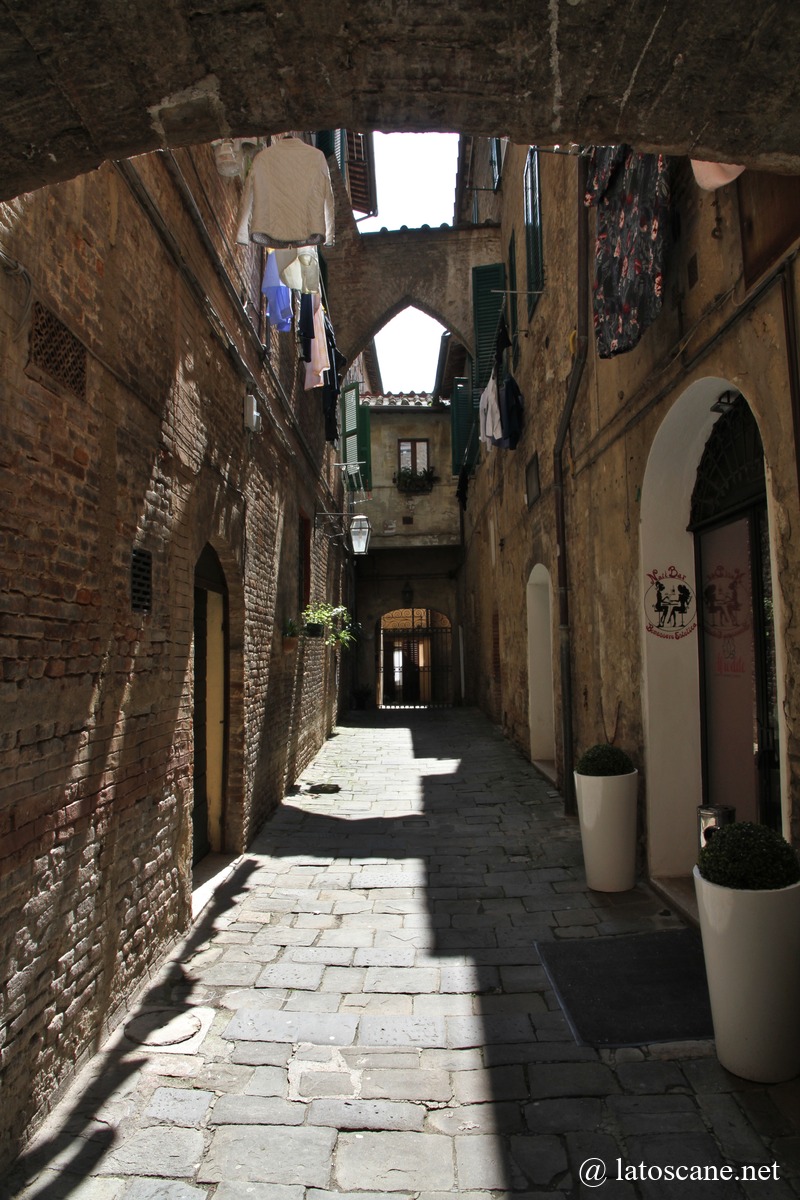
[401,581,414,608]
[350,513,372,556]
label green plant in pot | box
[574,744,635,777]
[694,820,800,1082]
[301,602,356,648]
[573,742,638,892]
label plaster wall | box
[366,406,461,549]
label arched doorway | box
[640,379,785,882]
[527,564,556,777]
[377,608,453,708]
[193,544,229,865]
[689,395,780,830]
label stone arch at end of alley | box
[325,224,503,366]
[3,3,800,202]
[639,376,788,879]
[377,608,454,709]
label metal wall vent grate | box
[131,548,153,613]
[29,301,87,399]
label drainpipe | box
[553,155,589,817]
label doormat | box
[536,930,713,1047]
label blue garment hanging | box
[261,252,292,332]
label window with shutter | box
[451,376,478,475]
[524,148,544,319]
[340,382,371,491]
[472,262,506,392]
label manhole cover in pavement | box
[124,1008,203,1047]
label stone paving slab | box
[197,1126,336,1186]
[8,709,800,1200]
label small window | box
[507,231,519,367]
[398,439,429,474]
[131,548,153,613]
[524,148,544,319]
[490,138,504,191]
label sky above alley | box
[358,132,459,394]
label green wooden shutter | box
[472,262,506,393]
[341,382,371,491]
[451,375,478,474]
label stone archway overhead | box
[3,3,800,202]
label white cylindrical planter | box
[574,770,638,891]
[694,866,800,1082]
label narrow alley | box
[6,709,798,1200]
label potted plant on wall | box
[301,602,356,648]
[693,821,800,1082]
[574,743,638,892]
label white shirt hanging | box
[236,137,335,248]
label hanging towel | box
[584,145,671,358]
[321,312,346,443]
[304,295,330,390]
[299,293,315,362]
[236,136,335,248]
[261,252,292,331]
[491,374,524,450]
[479,372,502,447]
[456,465,470,510]
[274,245,321,294]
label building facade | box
[0,139,374,1166]
[451,137,800,904]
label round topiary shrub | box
[698,821,800,890]
[574,743,635,776]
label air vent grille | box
[29,301,87,399]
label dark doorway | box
[193,545,229,864]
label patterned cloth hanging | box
[584,146,671,358]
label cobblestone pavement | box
[7,709,800,1199]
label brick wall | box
[0,145,350,1166]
